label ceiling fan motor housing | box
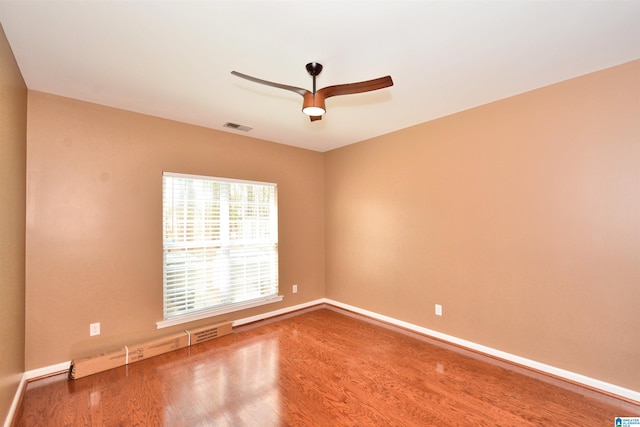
[302,92,326,116]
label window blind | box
[162,172,278,321]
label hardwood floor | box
[16,306,639,426]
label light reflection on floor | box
[160,336,281,425]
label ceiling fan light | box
[302,106,326,116]
[302,92,326,117]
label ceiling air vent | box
[223,122,252,132]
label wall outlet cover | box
[435,304,443,316]
[90,322,101,336]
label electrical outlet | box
[292,284,298,294]
[435,304,443,316]
[90,322,101,336]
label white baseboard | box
[4,362,71,427]
[3,374,25,427]
[11,296,638,426]
[24,361,70,381]
[232,298,327,326]
[324,298,640,403]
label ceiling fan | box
[231,63,393,121]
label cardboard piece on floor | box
[127,332,189,364]
[68,347,127,380]
[68,321,234,380]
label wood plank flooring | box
[15,306,639,426]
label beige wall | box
[25,92,325,369]
[0,23,27,423]
[325,60,640,391]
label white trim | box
[4,374,25,427]
[11,296,639,425]
[24,361,70,380]
[324,298,640,403]
[5,362,70,427]
[232,298,327,326]
[157,295,284,329]
[163,171,277,187]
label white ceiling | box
[1,1,638,152]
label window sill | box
[156,295,284,329]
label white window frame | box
[158,172,282,329]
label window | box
[159,172,280,328]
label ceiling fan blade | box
[231,71,308,97]
[310,115,323,122]
[318,76,393,99]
